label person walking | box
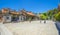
[44,20,46,23]
[40,20,41,23]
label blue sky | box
[0,0,59,13]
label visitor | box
[44,20,46,23]
[40,20,41,23]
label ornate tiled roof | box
[10,12,20,15]
[27,12,35,16]
[1,8,35,16]
[2,8,10,14]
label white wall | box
[19,15,25,21]
[3,15,11,22]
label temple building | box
[0,8,39,23]
[2,8,12,22]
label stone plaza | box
[0,20,59,35]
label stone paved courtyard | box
[0,20,59,35]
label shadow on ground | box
[55,22,60,35]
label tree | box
[47,8,58,19]
[39,14,48,20]
[54,12,60,21]
[43,13,47,16]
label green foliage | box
[43,13,47,16]
[38,8,60,21]
[39,14,48,20]
[47,8,58,19]
[54,12,60,21]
